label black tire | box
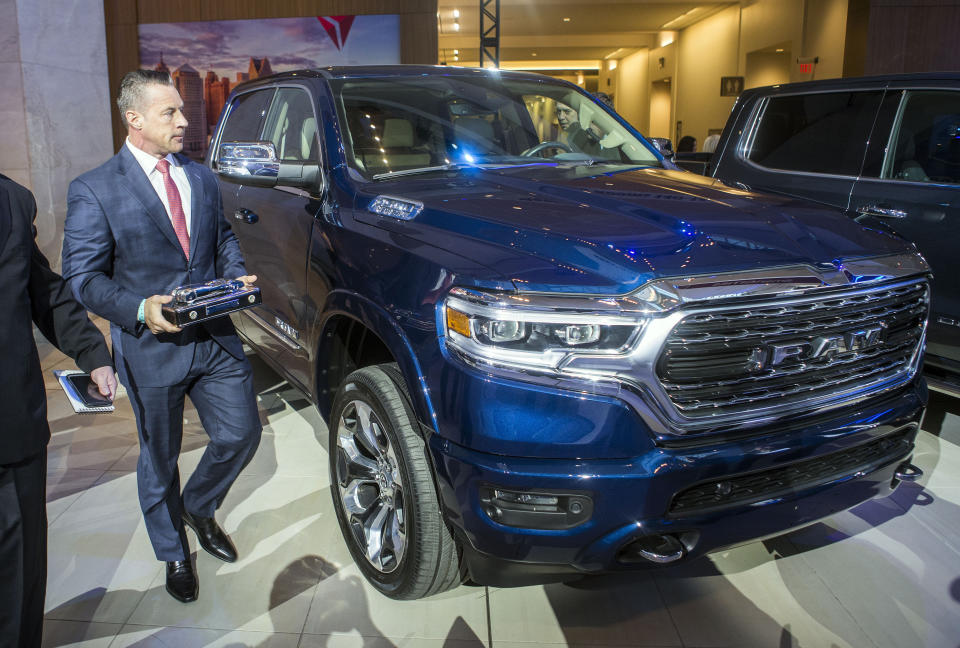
[329,363,461,599]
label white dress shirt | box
[125,138,192,235]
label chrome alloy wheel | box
[335,400,406,573]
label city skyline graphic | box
[138,15,400,157]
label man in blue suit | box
[62,70,262,603]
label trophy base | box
[162,287,261,326]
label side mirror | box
[217,141,321,190]
[217,142,279,186]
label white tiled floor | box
[37,324,960,648]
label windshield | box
[329,74,661,179]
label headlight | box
[442,288,646,372]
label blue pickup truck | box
[208,66,930,599]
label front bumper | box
[428,382,926,586]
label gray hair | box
[117,69,172,127]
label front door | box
[233,86,324,391]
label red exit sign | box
[799,63,814,74]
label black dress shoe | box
[165,559,198,603]
[182,509,238,563]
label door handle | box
[234,208,259,224]
[856,205,907,219]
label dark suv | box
[709,74,960,394]
[208,66,929,599]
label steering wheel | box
[522,140,574,157]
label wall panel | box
[865,0,960,73]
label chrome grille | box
[656,279,928,420]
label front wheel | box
[329,363,461,599]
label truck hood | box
[357,164,916,294]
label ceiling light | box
[453,20,460,31]
[562,17,571,22]
[531,52,537,57]
[775,48,784,52]
[661,8,698,29]
[453,8,460,18]
[454,55,459,61]
[453,49,459,55]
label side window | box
[219,89,274,144]
[263,87,320,163]
[883,90,960,185]
[744,91,883,176]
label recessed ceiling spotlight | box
[453,49,459,55]
[453,9,460,18]
[531,52,537,56]
[775,48,784,52]
[562,17,571,22]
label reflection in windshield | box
[330,74,661,179]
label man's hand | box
[90,366,117,400]
[144,294,183,335]
[236,275,257,289]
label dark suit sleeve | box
[62,177,144,333]
[210,171,248,280]
[25,194,113,373]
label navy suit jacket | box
[62,146,247,388]
[0,174,112,464]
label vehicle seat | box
[926,115,960,182]
[370,118,431,170]
[892,128,929,182]
[300,117,318,162]
[454,117,498,155]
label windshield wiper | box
[372,163,476,180]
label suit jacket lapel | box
[179,155,205,257]
[117,147,187,261]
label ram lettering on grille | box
[750,324,886,371]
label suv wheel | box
[329,363,461,599]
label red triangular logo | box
[317,15,356,51]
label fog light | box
[479,485,593,530]
[493,490,559,508]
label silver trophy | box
[162,279,261,326]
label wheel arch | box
[314,290,438,435]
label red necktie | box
[155,158,190,259]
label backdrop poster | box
[138,15,401,157]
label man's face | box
[556,102,577,131]
[126,83,187,157]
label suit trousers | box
[0,451,46,648]
[123,332,262,561]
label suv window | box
[263,87,319,163]
[883,90,960,184]
[219,89,274,144]
[744,91,883,176]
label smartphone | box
[65,374,112,407]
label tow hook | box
[894,462,923,482]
